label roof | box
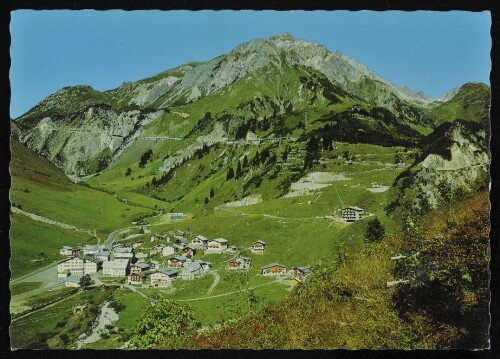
[61,246,74,250]
[78,255,103,264]
[102,259,130,269]
[344,206,364,211]
[114,247,133,253]
[65,275,82,283]
[194,235,208,241]
[156,269,179,276]
[83,245,105,251]
[194,260,212,266]
[214,238,228,243]
[239,256,251,261]
[253,240,266,245]
[183,262,201,272]
[261,263,286,270]
[132,262,151,269]
[96,250,110,256]
[170,255,187,262]
[296,266,312,273]
[150,260,161,265]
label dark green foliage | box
[365,218,385,243]
[210,187,215,198]
[226,167,235,181]
[131,298,198,349]
[204,197,209,205]
[79,274,94,287]
[125,167,132,176]
[235,161,242,179]
[139,149,153,168]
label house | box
[225,245,238,254]
[173,229,185,238]
[261,263,287,276]
[194,260,212,273]
[95,250,111,262]
[57,256,86,277]
[190,235,209,249]
[182,246,196,259]
[79,255,103,274]
[251,240,266,253]
[180,261,203,281]
[150,269,178,287]
[162,245,176,257]
[60,246,78,257]
[289,266,312,285]
[65,275,82,288]
[127,270,153,285]
[132,240,144,249]
[150,244,166,257]
[167,255,187,269]
[228,256,251,270]
[151,233,165,243]
[135,252,148,260]
[113,246,134,259]
[102,259,130,277]
[149,260,161,271]
[205,238,228,253]
[341,206,365,222]
[130,262,151,274]
[83,245,106,256]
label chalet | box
[83,245,106,256]
[168,255,188,269]
[290,266,312,278]
[149,260,161,270]
[130,262,151,274]
[206,238,228,253]
[151,233,165,243]
[251,240,266,253]
[173,229,185,238]
[127,270,153,285]
[151,269,178,287]
[182,246,196,259]
[79,255,103,274]
[60,246,78,257]
[261,263,287,276]
[65,275,82,288]
[190,235,209,249]
[150,244,166,257]
[180,261,203,280]
[95,250,111,262]
[225,245,238,254]
[113,246,134,259]
[228,256,251,270]
[132,240,144,249]
[162,245,176,257]
[102,259,130,277]
[195,260,212,273]
[341,206,365,222]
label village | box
[56,229,315,290]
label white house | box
[162,245,176,257]
[261,263,287,276]
[83,245,106,256]
[65,275,82,288]
[190,235,209,249]
[228,256,251,270]
[205,238,228,253]
[57,256,85,277]
[80,255,103,274]
[130,262,151,274]
[168,255,188,269]
[113,246,134,260]
[341,206,365,222]
[180,261,202,281]
[102,259,130,277]
[60,246,78,257]
[251,240,266,253]
[150,269,178,287]
[151,233,165,243]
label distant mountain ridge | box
[12,33,490,182]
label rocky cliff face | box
[388,121,489,215]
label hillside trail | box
[207,271,220,294]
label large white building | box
[102,259,130,277]
[341,206,365,222]
[57,255,103,277]
[113,246,134,259]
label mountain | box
[12,33,490,186]
[386,120,490,215]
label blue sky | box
[10,10,491,119]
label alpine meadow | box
[9,17,491,350]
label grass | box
[10,282,43,296]
[9,213,90,279]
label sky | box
[10,10,491,119]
